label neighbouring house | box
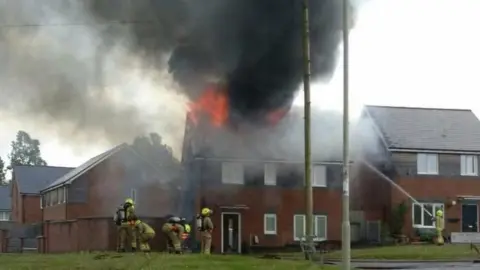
[0,184,11,222]
[11,166,73,224]
[39,143,180,253]
[180,109,380,253]
[356,105,480,240]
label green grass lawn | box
[324,244,479,260]
[0,253,338,270]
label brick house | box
[356,105,480,239]
[0,184,11,222]
[179,110,378,253]
[11,166,72,224]
[38,143,180,252]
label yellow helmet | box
[184,224,191,233]
[436,209,443,217]
[125,198,134,205]
[201,208,212,216]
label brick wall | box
[42,217,168,253]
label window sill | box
[417,172,439,176]
[221,182,245,185]
[312,185,327,188]
[293,238,327,242]
[461,174,479,177]
[412,225,436,229]
[264,231,277,235]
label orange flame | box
[188,84,228,127]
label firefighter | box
[435,209,445,245]
[162,219,185,254]
[199,207,214,255]
[129,215,155,253]
[116,198,137,252]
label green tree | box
[8,131,47,168]
[0,157,6,185]
[131,133,179,167]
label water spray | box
[361,160,434,217]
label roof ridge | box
[40,143,129,192]
[13,165,75,169]
[365,105,472,112]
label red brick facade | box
[11,180,43,224]
[196,187,342,251]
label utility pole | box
[302,0,314,260]
[341,0,351,269]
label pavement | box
[323,259,480,269]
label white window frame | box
[264,164,276,186]
[40,195,43,209]
[412,202,444,228]
[312,165,327,187]
[57,188,63,205]
[417,153,439,175]
[264,214,277,235]
[63,187,67,203]
[221,162,244,185]
[293,214,328,241]
[0,211,10,221]
[461,155,478,176]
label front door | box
[221,213,241,254]
[462,204,478,232]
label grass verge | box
[0,252,338,270]
[324,244,479,260]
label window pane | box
[264,164,276,185]
[417,154,427,173]
[58,188,64,203]
[413,204,422,225]
[294,216,305,239]
[423,205,434,226]
[315,216,326,239]
[313,166,327,187]
[427,155,437,173]
[51,190,58,205]
[266,216,276,231]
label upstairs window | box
[461,155,478,176]
[417,153,438,175]
[0,211,10,221]
[221,162,244,184]
[264,164,277,186]
[312,165,327,187]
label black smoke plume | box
[87,0,351,124]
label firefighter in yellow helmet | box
[129,215,155,253]
[162,219,185,254]
[198,207,214,255]
[115,198,137,252]
[435,209,445,245]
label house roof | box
[0,184,11,210]
[364,105,480,152]
[41,143,128,192]
[13,165,73,194]
[188,108,378,162]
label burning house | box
[179,84,383,253]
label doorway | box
[461,204,478,232]
[221,212,241,254]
